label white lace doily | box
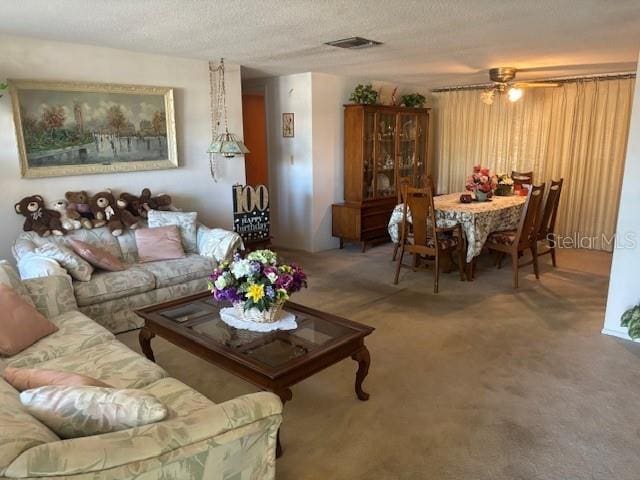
[219,307,297,332]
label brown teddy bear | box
[65,190,104,229]
[115,196,140,230]
[119,192,145,219]
[89,190,131,236]
[139,188,175,217]
[15,195,66,237]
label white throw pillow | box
[20,386,168,438]
[34,243,93,281]
[147,210,198,253]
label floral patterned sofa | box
[0,261,282,480]
[12,223,242,334]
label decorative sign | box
[232,184,270,241]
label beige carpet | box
[119,245,640,480]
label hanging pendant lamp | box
[208,58,249,180]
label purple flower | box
[249,260,262,274]
[214,287,241,303]
[266,286,275,298]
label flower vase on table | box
[209,249,307,332]
[465,165,496,202]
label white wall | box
[603,53,640,340]
[244,72,432,252]
[0,34,245,262]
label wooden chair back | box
[512,170,534,188]
[402,185,437,250]
[538,179,564,239]
[515,183,545,245]
[397,176,411,204]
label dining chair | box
[537,178,564,267]
[485,183,546,288]
[393,184,465,293]
[511,170,534,189]
[392,176,412,261]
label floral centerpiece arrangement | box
[465,165,496,201]
[493,174,514,196]
[209,249,307,324]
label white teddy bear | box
[49,199,82,231]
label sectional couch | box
[12,222,242,334]
[0,260,282,479]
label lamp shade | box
[207,132,250,158]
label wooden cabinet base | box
[332,201,393,252]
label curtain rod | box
[431,71,636,93]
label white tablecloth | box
[388,193,526,262]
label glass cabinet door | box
[416,113,428,187]
[374,112,396,198]
[398,113,418,185]
[363,112,375,200]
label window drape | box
[433,78,635,250]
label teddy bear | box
[90,189,139,237]
[139,188,176,217]
[65,190,104,229]
[15,195,66,237]
[49,199,82,231]
[119,192,145,219]
[115,195,140,230]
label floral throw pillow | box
[34,243,93,281]
[20,386,169,438]
[147,210,198,253]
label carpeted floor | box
[119,245,640,480]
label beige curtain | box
[433,77,635,250]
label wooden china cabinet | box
[332,104,430,251]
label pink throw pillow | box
[135,225,185,263]
[0,284,58,356]
[68,239,125,272]
[2,367,111,392]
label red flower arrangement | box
[465,165,497,193]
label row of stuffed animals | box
[14,188,175,238]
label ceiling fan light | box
[507,87,523,102]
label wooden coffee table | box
[135,291,374,457]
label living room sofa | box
[12,223,242,334]
[0,260,282,480]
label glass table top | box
[157,297,357,369]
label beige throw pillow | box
[0,284,58,356]
[20,386,169,438]
[3,367,111,391]
[135,225,185,263]
[35,243,93,281]
[68,239,125,272]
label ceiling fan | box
[480,67,560,104]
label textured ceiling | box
[1,0,639,88]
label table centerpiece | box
[494,174,514,196]
[465,165,497,202]
[209,249,307,331]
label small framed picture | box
[282,112,294,137]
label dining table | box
[388,192,527,269]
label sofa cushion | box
[135,226,185,263]
[141,377,215,416]
[0,378,59,475]
[31,340,167,389]
[137,254,215,288]
[16,227,123,260]
[148,210,198,253]
[73,267,156,307]
[21,386,168,439]
[34,243,94,281]
[7,310,114,368]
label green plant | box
[622,304,640,339]
[0,82,7,99]
[349,84,378,105]
[400,93,426,108]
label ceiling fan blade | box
[514,82,560,88]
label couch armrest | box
[15,252,68,280]
[23,275,78,318]
[197,226,244,263]
[5,392,282,478]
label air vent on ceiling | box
[325,37,382,49]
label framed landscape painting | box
[9,79,178,178]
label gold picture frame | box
[9,79,178,178]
